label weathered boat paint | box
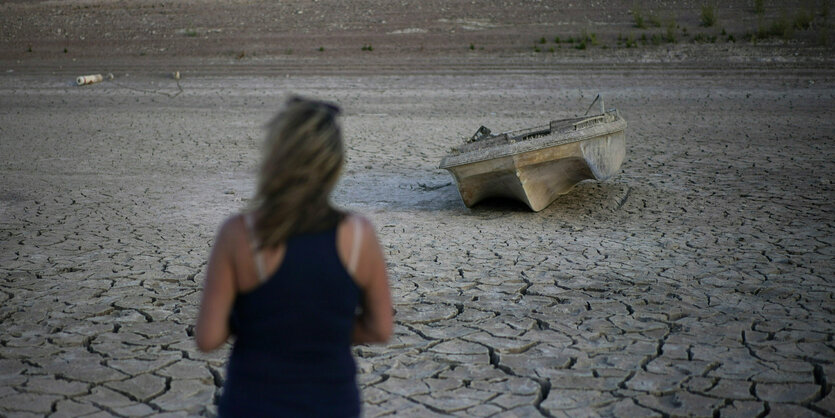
[439,109,626,211]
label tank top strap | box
[243,213,267,282]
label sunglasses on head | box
[288,96,341,116]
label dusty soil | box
[2,0,834,65]
[1,0,834,417]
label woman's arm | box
[350,217,393,344]
[195,217,239,352]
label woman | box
[195,97,393,417]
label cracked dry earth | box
[1,64,834,417]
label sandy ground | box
[1,0,835,417]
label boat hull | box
[444,129,625,211]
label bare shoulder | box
[216,213,248,248]
[349,213,376,234]
[338,212,375,234]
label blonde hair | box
[250,97,345,248]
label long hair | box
[250,97,345,248]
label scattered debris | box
[76,74,103,86]
[172,71,181,80]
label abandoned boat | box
[439,99,626,211]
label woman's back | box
[219,227,361,417]
[195,98,392,417]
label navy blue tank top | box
[219,227,361,417]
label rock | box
[151,379,214,413]
[755,382,820,403]
[106,373,167,402]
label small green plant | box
[640,33,648,43]
[361,44,373,51]
[793,9,813,30]
[649,13,663,27]
[318,46,325,52]
[727,33,736,42]
[757,12,793,39]
[754,0,765,15]
[701,5,717,27]
[185,29,198,37]
[469,43,475,50]
[539,36,547,44]
[64,48,68,53]
[575,41,586,50]
[650,33,662,45]
[666,20,678,42]
[533,45,541,52]
[692,33,718,43]
[285,48,293,55]
[549,47,555,52]
[633,9,647,28]
[27,45,32,53]
[554,36,561,43]
[566,36,575,43]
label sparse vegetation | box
[469,43,475,50]
[318,46,324,52]
[361,44,373,51]
[701,5,717,27]
[554,36,561,43]
[692,33,718,43]
[650,33,663,45]
[748,5,828,43]
[185,29,198,37]
[632,9,647,28]
[755,10,793,39]
[666,20,678,43]
[27,45,32,53]
[754,0,765,15]
[648,13,663,27]
[538,37,547,44]
[64,48,68,53]
[576,31,599,47]
[793,9,813,30]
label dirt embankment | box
[1,0,833,70]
